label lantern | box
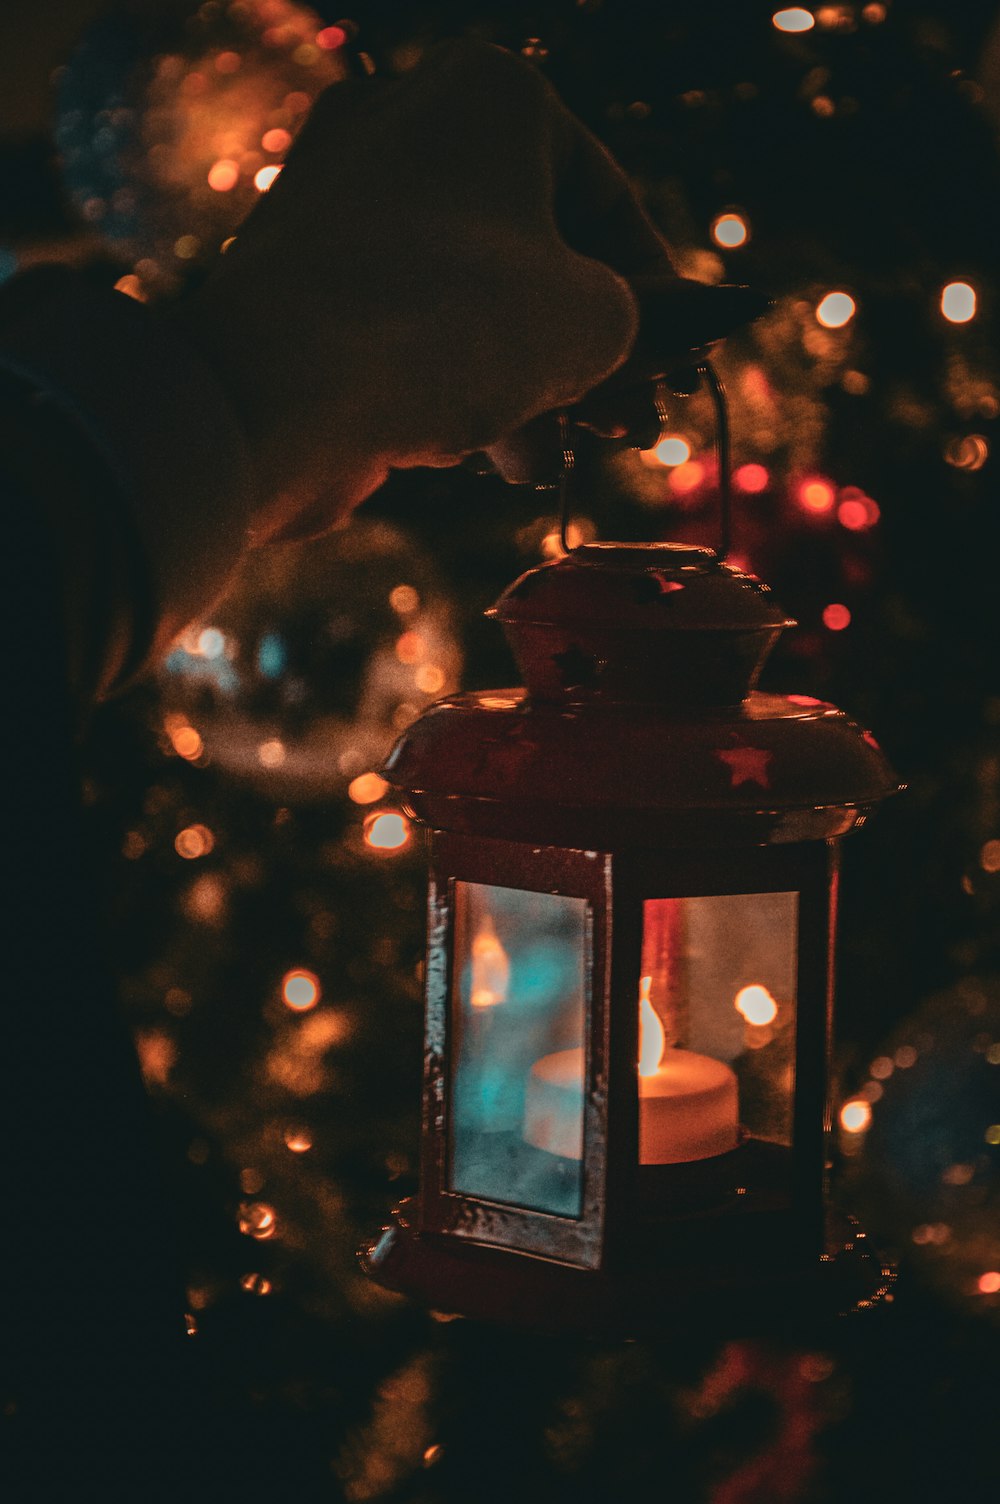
[361,539,898,1332]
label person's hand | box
[170,40,763,544]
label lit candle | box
[523,977,739,1164]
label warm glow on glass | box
[282,969,321,1012]
[798,477,836,512]
[735,983,779,1026]
[207,158,240,192]
[348,772,389,805]
[261,127,292,154]
[773,7,815,31]
[734,463,770,493]
[840,1099,872,1133]
[364,811,410,850]
[816,292,856,328]
[114,273,146,301]
[283,1125,314,1153]
[823,602,852,631]
[654,434,692,466]
[175,824,215,860]
[542,522,585,558]
[941,282,976,323]
[978,1271,1000,1294]
[638,976,666,1078]
[711,213,749,249]
[470,916,510,1008]
[254,164,283,192]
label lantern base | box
[360,1199,894,1337]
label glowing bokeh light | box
[283,1126,314,1153]
[840,1099,872,1133]
[395,631,425,665]
[870,1056,894,1080]
[941,281,976,323]
[282,969,321,1012]
[207,158,240,192]
[175,824,215,860]
[415,664,447,695]
[735,984,779,1026]
[365,811,410,851]
[389,584,420,615]
[240,1273,273,1295]
[981,839,1000,873]
[170,724,204,760]
[654,434,692,466]
[254,164,283,192]
[798,477,836,513]
[668,459,705,495]
[773,7,815,30]
[258,739,286,768]
[734,463,770,493]
[985,1124,1000,1146]
[197,626,225,658]
[316,25,348,49]
[711,212,749,249]
[238,1202,277,1240]
[894,1044,918,1068]
[261,127,292,154]
[816,292,856,328]
[822,602,851,631]
[837,492,880,530]
[348,772,389,805]
[978,1272,1000,1294]
[945,435,989,471]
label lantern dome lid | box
[487,544,795,707]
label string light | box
[797,476,836,513]
[207,158,240,191]
[254,163,283,192]
[816,292,856,328]
[282,969,321,1011]
[822,602,851,631]
[773,7,815,31]
[364,811,411,851]
[734,463,769,493]
[840,1099,872,1133]
[941,282,976,323]
[711,212,749,249]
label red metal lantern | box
[361,538,898,1332]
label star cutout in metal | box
[715,742,773,789]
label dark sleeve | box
[0,264,259,706]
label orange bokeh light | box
[735,984,779,1026]
[711,213,749,249]
[207,158,240,192]
[823,602,852,632]
[364,811,410,851]
[282,969,321,1012]
[941,282,976,324]
[734,463,769,493]
[798,477,836,513]
[261,127,292,154]
[254,164,283,193]
[978,1271,1000,1294]
[840,1099,872,1133]
[348,772,389,804]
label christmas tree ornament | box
[156,519,461,800]
[362,375,900,1333]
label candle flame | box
[470,916,509,1008]
[638,975,666,1077]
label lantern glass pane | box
[449,881,588,1217]
[640,893,798,1166]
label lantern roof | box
[488,544,795,707]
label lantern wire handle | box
[558,356,733,561]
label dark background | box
[5,2,1000,1498]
